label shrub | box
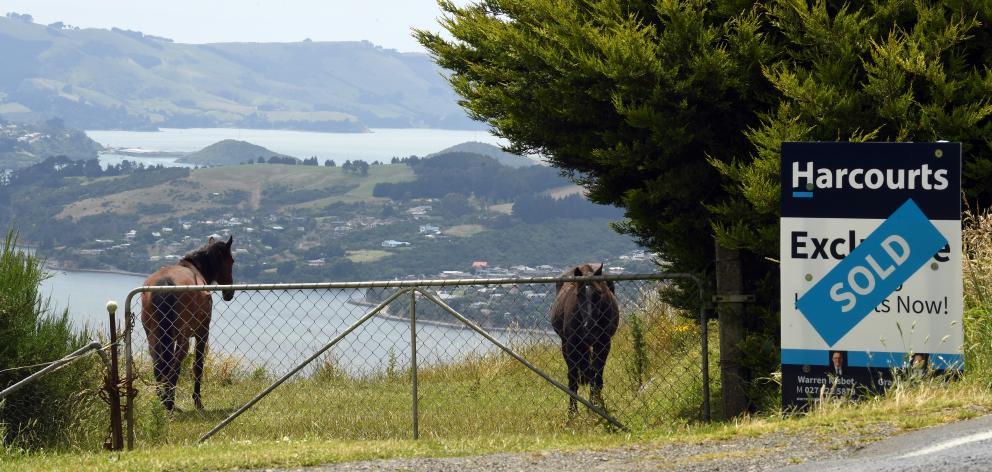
[0,229,103,450]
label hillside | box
[428,142,542,168]
[0,15,475,131]
[179,139,298,166]
[2,156,647,282]
[0,118,102,168]
[55,163,414,221]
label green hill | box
[0,15,476,131]
[179,139,298,166]
[0,118,102,168]
[427,141,543,168]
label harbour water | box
[35,127,522,375]
[88,127,506,168]
[40,270,514,375]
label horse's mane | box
[180,241,227,283]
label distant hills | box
[0,14,477,132]
[0,118,102,168]
[428,142,542,168]
[179,139,298,166]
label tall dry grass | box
[962,207,992,383]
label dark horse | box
[550,263,619,415]
[141,236,235,412]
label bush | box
[0,229,103,450]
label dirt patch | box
[445,224,486,237]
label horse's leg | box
[170,335,189,411]
[590,339,613,409]
[192,330,208,411]
[149,338,172,410]
[149,292,181,411]
[563,340,581,416]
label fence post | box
[410,289,419,440]
[715,241,748,418]
[105,301,124,451]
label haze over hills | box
[0,117,102,168]
[428,142,543,168]
[0,13,477,132]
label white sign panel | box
[780,142,962,409]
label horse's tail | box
[150,277,179,404]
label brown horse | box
[141,236,234,412]
[550,263,619,415]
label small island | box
[178,139,300,166]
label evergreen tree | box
[418,0,773,297]
[419,0,992,407]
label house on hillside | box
[408,205,432,216]
[381,240,410,248]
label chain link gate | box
[122,273,709,447]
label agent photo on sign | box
[827,350,847,377]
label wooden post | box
[715,241,748,418]
[106,301,124,451]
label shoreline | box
[347,298,553,336]
[44,262,148,279]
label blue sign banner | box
[796,199,948,346]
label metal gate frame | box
[122,273,707,448]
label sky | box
[0,0,467,53]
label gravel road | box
[248,423,898,472]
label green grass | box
[4,378,991,472]
[121,300,706,445]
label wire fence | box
[0,342,119,451]
[123,273,711,446]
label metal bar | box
[0,342,103,400]
[124,273,693,295]
[413,288,629,431]
[699,296,711,422]
[197,288,412,444]
[410,289,419,440]
[106,301,124,451]
[123,292,136,450]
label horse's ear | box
[593,265,603,276]
[572,267,583,277]
[226,235,233,248]
[208,236,216,244]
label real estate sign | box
[780,142,963,410]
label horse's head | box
[211,235,235,301]
[570,263,616,318]
[188,235,236,301]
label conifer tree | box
[419,0,992,407]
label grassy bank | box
[3,377,990,472]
